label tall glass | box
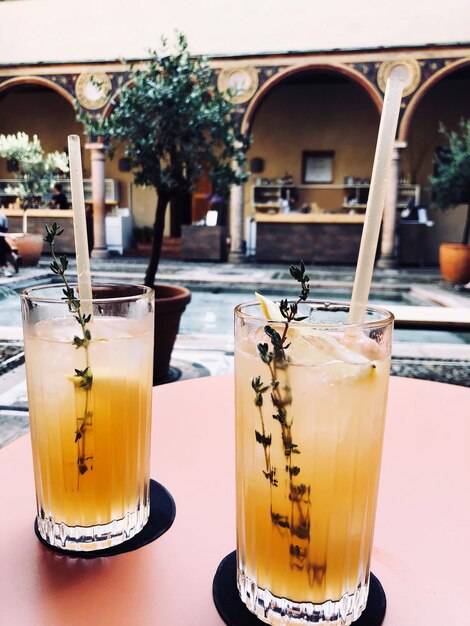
[235,300,393,625]
[21,283,154,552]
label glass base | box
[237,569,369,626]
[36,501,150,552]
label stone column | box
[378,141,407,268]
[85,142,110,259]
[228,182,245,263]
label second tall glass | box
[235,300,393,625]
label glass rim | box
[235,299,394,330]
[20,282,154,305]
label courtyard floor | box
[1,256,469,448]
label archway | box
[243,66,381,220]
[399,61,470,263]
[0,78,83,192]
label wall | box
[0,89,85,178]
[130,184,158,230]
[1,68,469,259]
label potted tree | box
[431,119,470,285]
[0,132,69,265]
[77,34,249,382]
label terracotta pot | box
[439,242,470,285]
[6,232,44,266]
[153,283,192,384]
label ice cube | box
[287,328,370,366]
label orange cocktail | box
[22,283,154,551]
[235,300,393,625]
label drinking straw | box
[67,134,93,318]
[348,73,404,326]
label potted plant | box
[0,132,69,265]
[431,119,470,285]
[77,33,249,382]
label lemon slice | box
[255,292,284,322]
[299,329,369,364]
[255,291,375,378]
[66,374,88,388]
[287,333,376,381]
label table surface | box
[0,375,469,626]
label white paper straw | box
[68,134,93,318]
[348,74,404,326]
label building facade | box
[1,42,469,264]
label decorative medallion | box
[377,60,421,97]
[217,67,259,104]
[75,72,112,110]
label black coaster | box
[213,551,386,625]
[34,479,176,559]
[155,366,182,386]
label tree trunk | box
[145,190,171,287]
[463,202,470,245]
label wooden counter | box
[2,207,131,256]
[255,212,365,263]
[2,208,75,254]
[255,213,365,224]
[181,225,228,261]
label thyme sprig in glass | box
[252,261,315,573]
[44,223,93,479]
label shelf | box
[296,184,355,190]
[252,183,421,214]
[343,203,415,211]
[256,213,365,224]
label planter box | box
[398,221,429,267]
[181,225,227,261]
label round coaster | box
[213,551,386,625]
[155,365,182,385]
[34,479,176,558]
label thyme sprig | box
[278,261,310,345]
[252,261,313,576]
[44,223,93,480]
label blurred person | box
[50,183,69,209]
[280,188,309,213]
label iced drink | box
[235,300,393,625]
[21,283,154,551]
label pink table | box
[0,376,469,625]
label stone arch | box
[0,75,75,107]
[241,62,382,135]
[399,57,470,141]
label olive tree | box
[78,34,249,286]
[431,119,470,244]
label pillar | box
[378,141,407,268]
[228,182,245,263]
[85,142,110,259]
